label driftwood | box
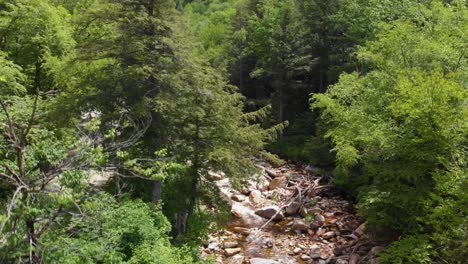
[248,173,326,243]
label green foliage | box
[379,235,433,264]
[312,1,467,262]
[41,193,194,263]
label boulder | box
[322,231,335,240]
[268,176,287,190]
[231,202,266,227]
[233,227,251,236]
[292,219,309,233]
[225,248,241,257]
[208,171,224,181]
[309,244,321,259]
[256,176,270,191]
[231,194,246,202]
[223,241,239,249]
[300,254,311,261]
[208,242,220,251]
[227,254,244,264]
[285,201,301,215]
[265,168,279,178]
[250,258,280,264]
[249,190,263,204]
[255,205,284,220]
[315,214,326,223]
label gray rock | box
[227,254,244,264]
[224,247,241,256]
[310,244,321,259]
[223,241,239,248]
[249,190,263,204]
[292,219,309,233]
[255,205,284,220]
[322,231,335,239]
[208,171,224,181]
[208,242,220,251]
[231,202,266,227]
[250,258,280,264]
[233,226,251,236]
[300,254,311,260]
[285,201,301,215]
[315,214,325,223]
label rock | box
[208,171,224,181]
[285,201,301,215]
[353,223,366,237]
[249,190,263,204]
[231,194,246,202]
[300,207,308,217]
[208,242,220,251]
[231,202,250,218]
[349,254,360,264]
[300,254,311,261]
[256,176,270,191]
[322,231,335,240]
[315,214,325,223]
[316,227,325,236]
[227,254,244,264]
[308,207,322,214]
[324,212,334,218]
[223,241,239,248]
[215,256,224,264]
[292,219,309,233]
[255,205,284,220]
[231,202,266,227]
[250,258,279,264]
[265,168,279,178]
[233,227,251,236]
[309,221,322,231]
[225,248,241,257]
[293,248,302,255]
[309,244,321,259]
[268,176,287,190]
[336,259,348,264]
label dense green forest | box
[0,0,466,263]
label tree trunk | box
[26,219,37,263]
[151,180,162,203]
[185,118,201,234]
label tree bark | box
[151,180,162,203]
[26,219,37,263]
[186,118,201,233]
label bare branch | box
[0,185,27,234]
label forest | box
[0,0,466,263]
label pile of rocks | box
[202,162,382,264]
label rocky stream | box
[200,161,383,264]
